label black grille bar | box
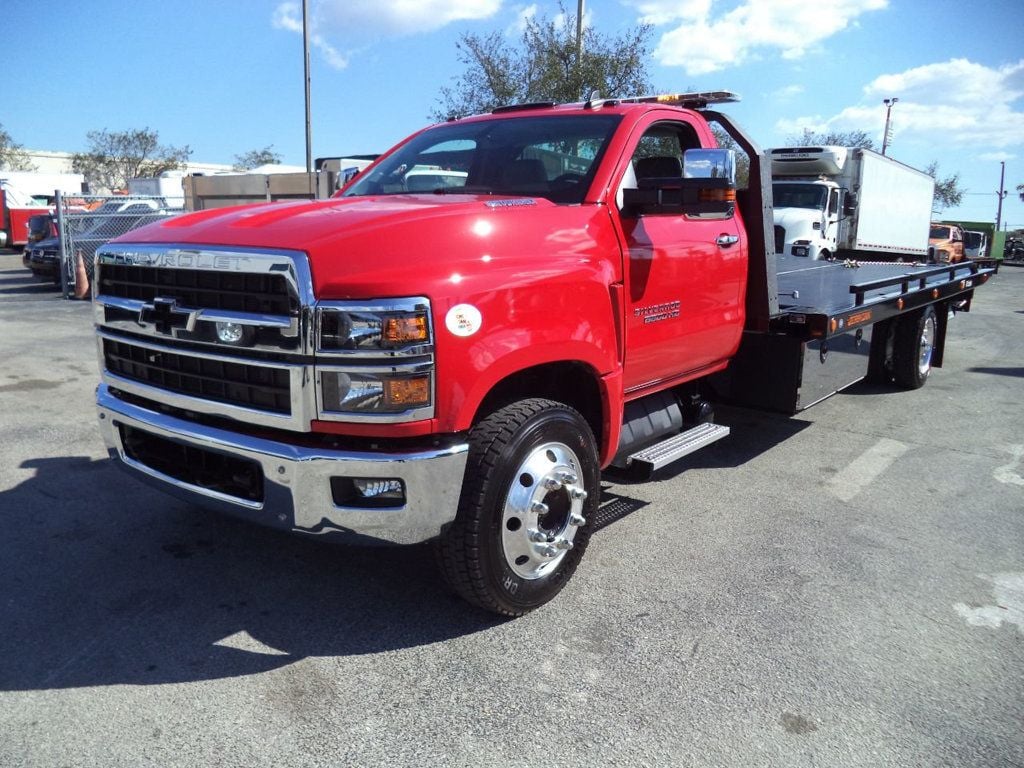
[99,264,297,316]
[120,425,264,503]
[103,338,292,414]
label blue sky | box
[4,0,1023,227]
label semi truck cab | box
[771,178,845,259]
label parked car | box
[23,200,179,285]
[25,213,56,244]
[22,236,62,283]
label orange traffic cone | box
[74,249,90,299]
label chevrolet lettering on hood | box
[102,249,255,271]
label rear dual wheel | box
[893,306,937,389]
[436,398,599,616]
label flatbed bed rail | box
[772,257,998,340]
[849,261,995,306]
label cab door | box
[610,116,748,393]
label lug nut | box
[556,539,574,551]
[530,500,549,515]
[557,471,578,484]
[539,545,558,558]
[570,486,587,501]
[543,476,562,490]
[570,513,587,527]
[528,529,546,543]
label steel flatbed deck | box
[770,254,998,339]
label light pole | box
[576,0,585,98]
[881,97,898,156]
[996,161,1007,231]
[302,0,313,175]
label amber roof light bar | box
[492,90,741,115]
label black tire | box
[893,306,937,389]
[435,398,599,616]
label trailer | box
[771,146,935,262]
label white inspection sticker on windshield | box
[446,304,482,337]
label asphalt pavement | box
[0,252,1021,767]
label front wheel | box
[435,398,599,616]
[893,306,937,389]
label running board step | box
[626,423,730,477]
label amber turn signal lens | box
[698,188,737,203]
[385,376,430,407]
[383,315,428,344]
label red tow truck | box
[0,180,50,249]
[92,92,996,615]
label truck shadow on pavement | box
[0,455,505,692]
[0,271,61,297]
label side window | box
[617,121,701,209]
[828,189,840,216]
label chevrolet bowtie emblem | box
[139,297,189,335]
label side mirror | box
[622,148,736,217]
[843,191,858,216]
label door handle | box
[716,234,739,247]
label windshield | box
[930,225,952,239]
[343,114,623,204]
[772,183,828,211]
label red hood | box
[117,195,617,300]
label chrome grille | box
[99,263,297,316]
[103,337,292,414]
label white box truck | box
[770,146,935,262]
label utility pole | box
[302,0,313,175]
[577,0,585,99]
[881,97,898,156]
[996,160,1007,231]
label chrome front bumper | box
[96,384,469,545]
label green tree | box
[924,161,964,212]
[72,128,191,193]
[785,128,876,149]
[233,145,283,171]
[432,3,653,119]
[0,123,35,171]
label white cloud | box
[273,0,503,68]
[778,59,1024,150]
[273,2,349,69]
[507,4,538,35]
[773,84,805,100]
[315,0,502,38]
[979,151,1016,162]
[635,0,887,75]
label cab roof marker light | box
[618,91,741,109]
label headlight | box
[318,304,430,351]
[315,298,434,421]
[320,371,431,413]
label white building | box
[22,148,234,178]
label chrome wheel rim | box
[501,441,588,580]
[918,315,935,376]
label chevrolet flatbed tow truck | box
[92,92,996,615]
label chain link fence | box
[55,192,183,299]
